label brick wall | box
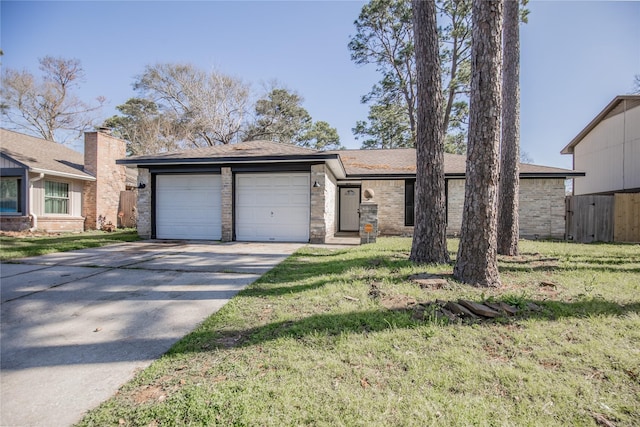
[361,180,413,236]
[310,164,338,243]
[83,131,127,230]
[37,217,85,233]
[519,178,566,239]
[363,177,566,240]
[447,178,565,239]
[0,216,31,232]
[136,168,151,238]
[446,179,465,236]
[221,167,233,241]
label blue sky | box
[1,0,639,169]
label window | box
[404,179,450,227]
[405,180,414,226]
[0,178,21,214]
[45,181,69,214]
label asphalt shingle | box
[0,128,94,179]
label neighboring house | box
[561,95,640,195]
[118,140,582,243]
[0,128,128,232]
[561,95,640,242]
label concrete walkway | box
[0,241,302,427]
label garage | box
[155,174,221,240]
[235,173,310,242]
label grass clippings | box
[77,238,640,427]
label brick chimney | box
[83,130,127,230]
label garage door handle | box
[270,211,274,217]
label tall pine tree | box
[497,0,521,256]
[409,0,449,264]
[453,0,503,287]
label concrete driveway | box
[0,240,302,427]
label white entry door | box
[340,187,360,231]
[155,174,222,240]
[236,173,310,242]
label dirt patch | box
[380,294,417,311]
[132,385,166,404]
[408,273,452,289]
[369,281,543,323]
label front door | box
[339,187,360,231]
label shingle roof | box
[118,139,581,178]
[126,139,324,161]
[330,148,581,177]
[0,128,95,180]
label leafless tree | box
[134,63,250,146]
[1,56,105,143]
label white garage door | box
[156,174,221,240]
[236,173,310,242]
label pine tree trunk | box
[453,0,503,287]
[497,0,521,256]
[409,0,450,264]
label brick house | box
[118,140,582,243]
[0,128,128,232]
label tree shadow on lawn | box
[170,296,640,355]
[498,252,640,273]
[247,254,418,297]
[246,248,640,300]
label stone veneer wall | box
[310,164,337,243]
[360,180,413,236]
[83,131,127,230]
[136,168,152,238]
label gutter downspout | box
[29,173,45,231]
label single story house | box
[0,128,130,232]
[118,140,583,243]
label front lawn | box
[0,229,141,261]
[78,238,639,426]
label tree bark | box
[453,0,503,287]
[409,0,450,264]
[497,0,521,256]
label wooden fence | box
[614,193,640,242]
[118,190,137,228]
[566,193,640,243]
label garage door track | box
[0,240,301,427]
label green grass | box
[77,238,640,427]
[0,229,141,261]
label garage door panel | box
[236,173,310,242]
[156,174,221,240]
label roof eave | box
[117,153,347,179]
[561,95,640,155]
[30,168,96,181]
[520,172,585,178]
